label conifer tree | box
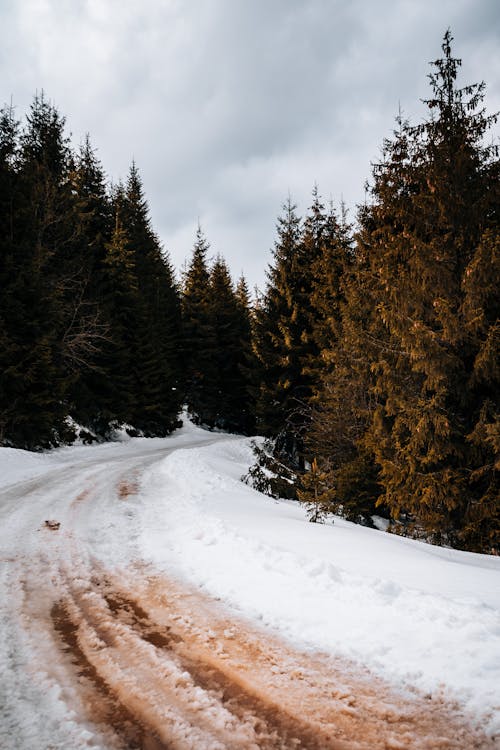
[252,198,307,467]
[66,136,112,428]
[0,96,183,447]
[181,226,217,424]
[308,200,353,358]
[360,32,499,549]
[123,164,182,434]
[253,191,349,479]
[234,275,256,434]
[297,458,336,523]
[304,213,384,524]
[0,94,76,447]
[96,184,139,428]
[298,195,383,524]
[208,257,254,432]
[0,103,21,445]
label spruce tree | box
[66,136,113,429]
[252,198,307,467]
[308,200,353,359]
[123,163,182,434]
[361,32,499,550]
[0,97,183,446]
[1,94,76,447]
[234,275,256,434]
[208,257,254,432]
[253,191,350,481]
[97,184,139,429]
[304,212,384,525]
[0,103,21,445]
[181,226,217,424]
[297,458,336,523]
[298,193,383,524]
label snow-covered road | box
[0,421,499,749]
[0,427,227,748]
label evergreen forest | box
[1,34,498,553]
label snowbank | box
[138,435,500,735]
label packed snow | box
[1,418,499,747]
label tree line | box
[252,33,499,553]
[0,92,253,447]
[1,33,498,552]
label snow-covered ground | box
[1,419,499,747]
[136,433,500,737]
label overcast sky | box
[2,0,499,289]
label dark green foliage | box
[181,226,217,425]
[250,33,498,552]
[252,191,353,489]
[181,228,254,432]
[1,37,498,556]
[0,95,183,448]
[122,165,183,434]
[0,94,74,447]
[234,275,256,435]
[307,200,353,360]
[65,137,113,428]
[209,257,254,432]
[304,206,385,525]
[252,198,311,469]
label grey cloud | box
[1,0,499,289]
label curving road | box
[0,437,494,749]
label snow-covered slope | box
[136,434,500,736]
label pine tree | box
[65,136,113,428]
[252,198,307,467]
[305,216,384,525]
[96,184,139,429]
[0,93,76,447]
[123,164,182,434]
[253,191,351,484]
[181,226,217,424]
[0,96,183,447]
[308,200,353,358]
[360,32,499,550]
[208,257,254,432]
[234,275,256,434]
[297,458,336,523]
[0,103,21,445]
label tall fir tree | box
[66,135,113,428]
[304,215,384,524]
[123,163,182,434]
[299,197,382,524]
[97,183,139,428]
[359,32,499,550]
[181,226,217,424]
[252,198,307,467]
[1,96,183,447]
[234,274,256,434]
[208,257,254,432]
[0,103,21,445]
[0,93,76,447]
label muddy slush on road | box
[0,431,496,749]
[48,565,495,749]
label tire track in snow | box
[48,556,495,750]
